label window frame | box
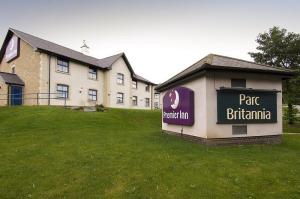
[57,58,69,73]
[88,67,97,80]
[132,80,137,89]
[88,89,97,101]
[132,96,138,106]
[117,73,124,85]
[145,85,150,92]
[145,98,150,107]
[117,92,124,104]
[56,84,69,99]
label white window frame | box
[132,96,138,106]
[89,67,97,80]
[117,73,124,85]
[132,80,137,89]
[57,84,69,99]
[117,92,124,104]
[57,58,69,73]
[145,98,150,107]
[88,89,97,101]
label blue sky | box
[0,0,299,83]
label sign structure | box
[217,89,277,124]
[4,35,19,63]
[163,87,194,126]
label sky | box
[0,0,299,84]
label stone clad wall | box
[0,38,41,105]
[0,81,8,106]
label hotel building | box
[0,28,158,109]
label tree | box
[249,26,300,124]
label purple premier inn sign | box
[4,35,20,62]
[163,87,194,126]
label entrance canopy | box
[0,72,24,86]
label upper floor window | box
[132,80,137,89]
[231,79,246,88]
[117,92,124,104]
[57,84,69,99]
[89,67,97,80]
[117,73,124,85]
[145,98,150,107]
[57,58,69,73]
[145,85,150,92]
[88,89,97,101]
[154,93,160,99]
[132,96,138,106]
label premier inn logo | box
[163,87,194,126]
[169,89,180,109]
[5,35,19,62]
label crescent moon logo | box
[171,90,180,109]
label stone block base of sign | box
[162,130,282,146]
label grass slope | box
[0,106,300,199]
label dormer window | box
[57,58,69,73]
[89,67,97,80]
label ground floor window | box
[145,98,150,107]
[88,89,97,101]
[57,84,69,99]
[154,102,159,108]
[117,92,124,104]
[132,96,138,106]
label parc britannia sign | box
[217,89,278,124]
[4,35,19,63]
[163,87,194,126]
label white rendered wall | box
[40,55,105,106]
[206,71,282,138]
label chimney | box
[80,40,90,55]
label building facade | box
[0,28,157,109]
[156,54,294,145]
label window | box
[155,93,159,99]
[154,102,159,108]
[117,73,124,85]
[89,67,97,80]
[57,84,69,99]
[145,85,150,92]
[132,96,138,106]
[145,98,150,107]
[57,58,69,73]
[132,81,137,89]
[117,92,124,104]
[88,89,97,101]
[231,79,246,88]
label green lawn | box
[0,107,300,199]
[284,118,300,133]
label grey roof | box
[133,73,156,85]
[156,54,294,91]
[0,28,155,85]
[0,72,24,85]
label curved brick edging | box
[163,130,282,146]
